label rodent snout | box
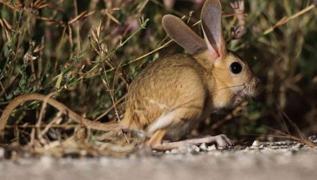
[254,77,260,88]
[249,77,260,97]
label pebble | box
[309,135,317,143]
[171,149,179,154]
[0,148,4,159]
[252,140,260,148]
[292,143,301,148]
[153,138,315,155]
[199,143,207,151]
[191,145,200,153]
[165,150,171,154]
[207,145,216,151]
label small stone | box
[199,143,208,151]
[252,140,260,147]
[275,141,288,146]
[0,148,4,158]
[207,145,216,151]
[171,149,179,154]
[309,135,317,143]
[191,145,200,153]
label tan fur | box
[119,0,258,146]
[120,54,207,132]
[120,52,257,142]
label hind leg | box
[151,134,233,151]
[146,129,166,147]
[145,108,233,150]
[145,106,233,150]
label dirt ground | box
[1,140,317,180]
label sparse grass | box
[0,0,316,157]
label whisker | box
[213,83,246,94]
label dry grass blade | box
[68,11,95,25]
[272,129,316,148]
[0,18,13,31]
[36,93,57,144]
[32,0,50,9]
[264,4,316,35]
[95,95,126,121]
[4,124,81,129]
[104,9,121,25]
[34,16,64,26]
[0,18,13,40]
[211,102,247,130]
[121,40,173,68]
[0,1,23,11]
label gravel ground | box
[1,140,317,180]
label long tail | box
[0,93,122,132]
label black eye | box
[230,62,242,74]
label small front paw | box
[211,134,233,149]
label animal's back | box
[120,54,207,130]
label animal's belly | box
[163,106,211,141]
[163,118,200,141]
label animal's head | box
[162,0,258,108]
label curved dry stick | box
[0,93,123,132]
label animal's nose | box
[254,77,260,87]
[252,77,261,96]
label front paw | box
[210,134,233,149]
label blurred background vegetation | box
[0,0,316,147]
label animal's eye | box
[230,62,242,74]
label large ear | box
[162,15,206,55]
[201,0,226,59]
